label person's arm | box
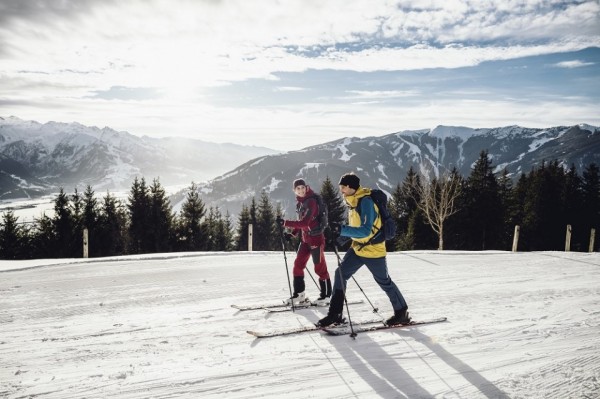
[283,198,315,230]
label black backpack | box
[356,189,397,245]
[298,193,328,236]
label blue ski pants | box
[333,249,408,311]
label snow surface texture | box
[1,251,599,398]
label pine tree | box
[255,191,277,250]
[581,163,600,251]
[149,178,174,253]
[221,211,235,251]
[0,211,26,259]
[82,185,100,256]
[511,173,530,249]
[82,185,98,229]
[522,161,566,250]
[176,182,206,251]
[203,207,217,250]
[235,204,251,251]
[212,207,233,251]
[31,214,56,258]
[319,176,345,249]
[462,151,503,250]
[249,198,258,250]
[128,177,151,254]
[497,168,518,250]
[563,165,584,250]
[392,180,420,251]
[53,188,76,257]
[70,188,85,257]
[97,191,128,256]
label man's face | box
[339,185,355,197]
[294,185,307,197]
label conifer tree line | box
[0,178,235,259]
[1,153,599,259]
[388,152,600,252]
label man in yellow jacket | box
[317,173,410,327]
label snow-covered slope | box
[1,251,599,398]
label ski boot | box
[385,307,411,326]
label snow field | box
[0,251,599,398]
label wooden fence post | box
[590,228,596,253]
[248,223,253,252]
[512,225,520,252]
[565,224,572,252]
[83,228,89,258]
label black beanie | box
[293,178,306,188]
[338,174,360,190]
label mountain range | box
[0,116,278,199]
[190,124,600,218]
[1,117,598,220]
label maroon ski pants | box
[293,241,330,280]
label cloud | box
[87,86,163,101]
[274,86,306,92]
[345,90,420,99]
[553,60,596,68]
[2,1,598,75]
[0,0,598,149]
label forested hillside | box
[1,152,599,259]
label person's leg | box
[284,242,311,304]
[363,257,408,310]
[331,249,364,291]
[293,242,310,278]
[316,249,364,326]
[311,241,330,280]
[311,241,331,301]
[364,256,410,325]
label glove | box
[284,232,294,242]
[276,216,285,227]
[329,222,341,235]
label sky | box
[0,0,599,151]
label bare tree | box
[410,171,462,250]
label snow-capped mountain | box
[0,116,278,199]
[195,124,600,218]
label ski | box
[265,299,363,313]
[247,318,381,338]
[232,299,363,312]
[322,317,448,336]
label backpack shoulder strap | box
[301,195,318,218]
[354,194,384,250]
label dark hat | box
[338,173,360,190]
[293,178,306,188]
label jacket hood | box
[344,186,371,208]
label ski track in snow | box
[0,251,599,398]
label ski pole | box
[333,243,356,339]
[332,248,380,315]
[306,268,320,290]
[278,223,295,313]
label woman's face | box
[294,185,307,197]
